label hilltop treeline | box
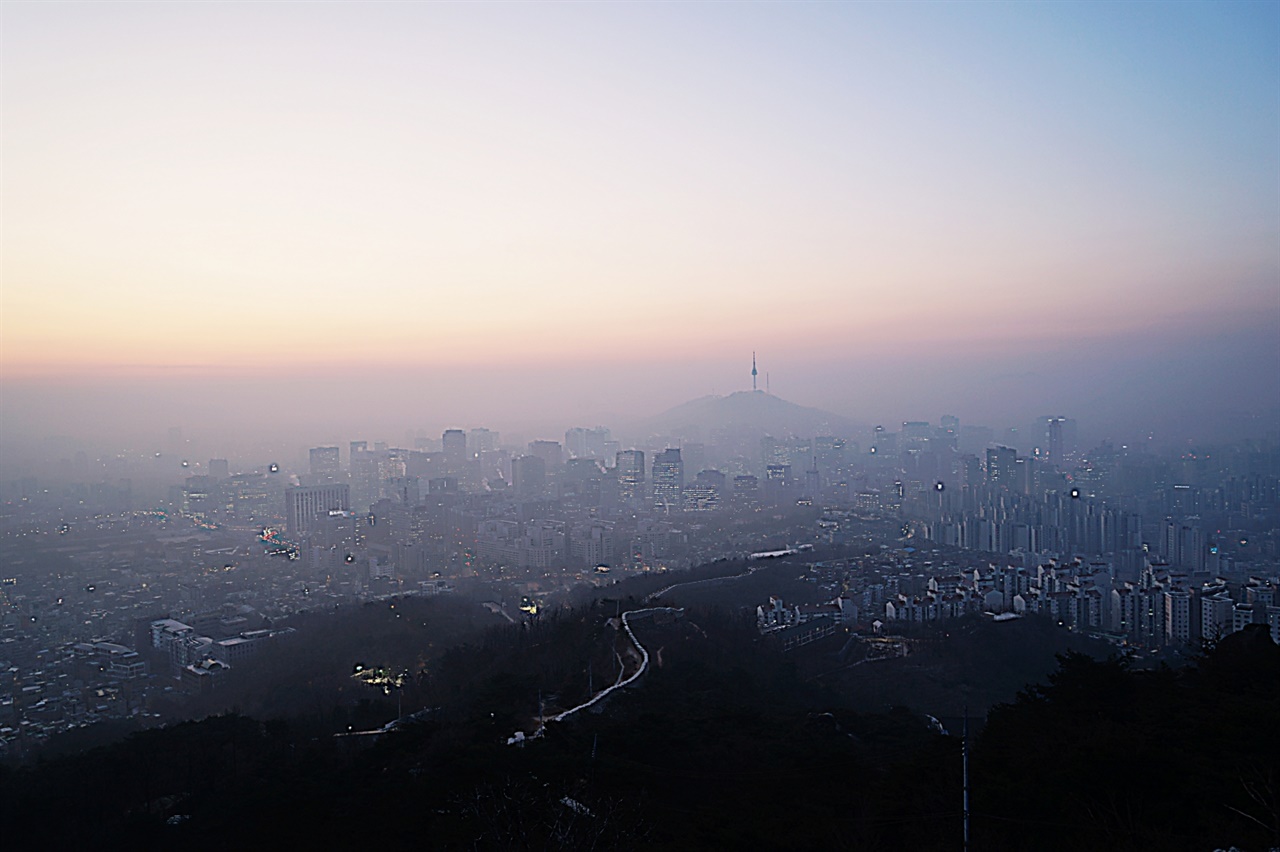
[973,625,1280,851]
[2,601,1276,850]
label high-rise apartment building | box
[1164,587,1194,647]
[986,446,1018,487]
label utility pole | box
[963,706,970,852]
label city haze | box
[2,2,1278,456]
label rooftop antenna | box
[752,352,758,392]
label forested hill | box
[1,596,1276,850]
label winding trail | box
[512,607,682,743]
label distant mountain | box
[645,390,860,438]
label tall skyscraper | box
[286,484,351,536]
[442,429,467,463]
[681,443,706,479]
[804,461,820,501]
[764,463,791,505]
[349,442,378,510]
[565,426,612,460]
[528,440,563,470]
[1045,417,1066,467]
[733,474,760,510]
[814,436,845,487]
[309,447,340,482]
[616,450,645,504]
[652,448,684,512]
[511,454,546,498]
[468,428,497,457]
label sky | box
[2,1,1278,453]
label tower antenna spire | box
[752,352,758,392]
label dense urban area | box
[2,393,1276,759]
